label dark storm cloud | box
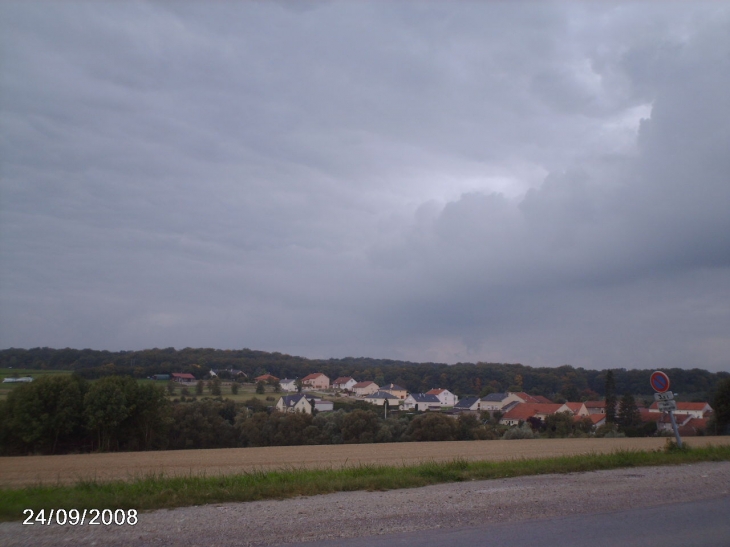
[0,2,728,371]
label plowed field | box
[3,436,729,487]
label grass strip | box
[1,443,728,522]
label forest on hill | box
[1,347,727,402]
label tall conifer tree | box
[605,370,617,424]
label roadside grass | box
[2,444,728,522]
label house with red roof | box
[171,373,196,384]
[584,401,606,415]
[564,402,589,417]
[648,401,712,419]
[332,377,357,391]
[254,374,279,384]
[678,418,708,436]
[301,373,330,390]
[500,403,572,426]
[511,392,541,403]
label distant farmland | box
[3,436,730,488]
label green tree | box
[168,400,238,449]
[617,394,641,430]
[211,378,222,397]
[255,381,266,394]
[341,410,381,443]
[167,381,176,395]
[543,412,575,438]
[84,376,133,451]
[405,413,458,442]
[711,378,730,435]
[231,382,239,395]
[456,413,490,440]
[126,382,170,450]
[605,370,617,424]
[0,375,87,454]
[195,381,203,396]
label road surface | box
[2,460,729,546]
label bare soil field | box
[3,436,730,488]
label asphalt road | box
[284,496,730,547]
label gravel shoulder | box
[2,461,729,547]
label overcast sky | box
[1,2,729,372]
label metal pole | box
[669,410,683,448]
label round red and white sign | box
[650,371,670,393]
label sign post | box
[650,371,682,447]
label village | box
[180,370,714,438]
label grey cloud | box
[1,2,728,371]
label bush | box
[405,413,458,442]
[502,424,538,440]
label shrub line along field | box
[3,437,730,488]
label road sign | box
[654,391,674,402]
[650,371,671,393]
[657,400,677,412]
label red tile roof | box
[426,388,446,395]
[171,373,196,380]
[640,409,662,422]
[255,374,279,382]
[353,381,376,388]
[648,402,711,412]
[502,403,567,421]
[302,373,326,382]
[564,402,586,414]
[532,395,553,404]
[512,392,540,403]
[333,377,354,385]
[584,401,605,408]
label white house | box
[402,393,442,411]
[314,399,334,412]
[648,402,712,419]
[453,397,480,412]
[276,394,315,414]
[352,381,380,397]
[425,388,458,407]
[364,391,401,407]
[478,392,525,412]
[332,377,357,391]
[279,378,297,392]
[584,401,606,415]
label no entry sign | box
[650,371,671,393]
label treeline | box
[0,374,511,455]
[4,375,729,456]
[2,347,727,401]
